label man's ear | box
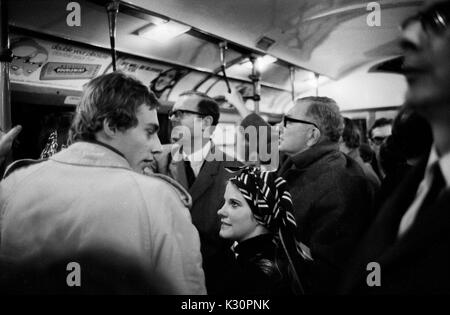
[103,119,117,138]
[202,115,214,128]
[202,117,216,139]
[307,127,321,147]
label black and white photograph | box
[0,0,449,303]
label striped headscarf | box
[228,166,297,237]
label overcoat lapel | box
[169,156,189,189]
[341,159,428,291]
[378,188,450,268]
[189,158,220,204]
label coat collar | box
[234,234,275,260]
[279,141,339,174]
[167,142,224,203]
[50,141,131,170]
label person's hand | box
[226,87,251,118]
[0,125,22,160]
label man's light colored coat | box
[0,142,205,294]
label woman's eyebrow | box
[229,198,242,205]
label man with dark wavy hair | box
[0,72,205,294]
[368,118,393,179]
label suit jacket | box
[153,143,242,293]
[340,157,450,294]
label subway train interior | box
[2,0,450,298]
[2,0,415,160]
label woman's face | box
[217,182,265,242]
[153,69,177,91]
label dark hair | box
[391,107,432,160]
[342,117,361,149]
[379,136,405,175]
[69,72,159,142]
[369,118,392,139]
[179,91,220,126]
[300,96,343,142]
[359,143,375,163]
[150,67,188,94]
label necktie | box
[184,159,196,188]
[418,162,445,215]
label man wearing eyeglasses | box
[152,91,242,294]
[368,118,393,179]
[279,97,376,294]
[237,96,375,294]
[341,0,450,294]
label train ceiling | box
[7,0,422,113]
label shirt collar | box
[426,145,450,187]
[184,140,212,164]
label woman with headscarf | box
[217,166,308,295]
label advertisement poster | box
[114,58,189,101]
[9,34,112,91]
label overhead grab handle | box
[0,0,12,134]
[314,73,320,96]
[249,55,261,113]
[219,41,231,93]
[106,0,120,71]
[289,66,296,101]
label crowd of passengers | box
[0,0,449,295]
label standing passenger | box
[340,117,381,190]
[152,91,242,293]
[237,96,376,293]
[341,0,450,293]
[368,118,393,179]
[0,72,205,294]
[217,166,306,295]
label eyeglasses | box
[282,116,319,129]
[401,1,450,35]
[168,109,206,119]
[370,136,389,146]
